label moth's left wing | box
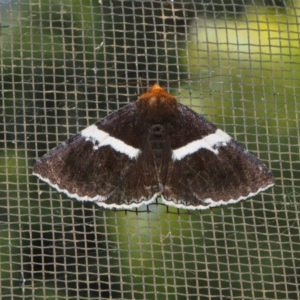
[162,104,274,209]
[33,103,162,209]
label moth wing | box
[162,104,274,209]
[33,104,162,209]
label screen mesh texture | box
[0,0,298,299]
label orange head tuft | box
[137,84,178,122]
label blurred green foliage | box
[0,0,299,299]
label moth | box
[33,84,274,209]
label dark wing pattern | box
[34,85,274,210]
[161,104,274,209]
[33,104,162,209]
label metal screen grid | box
[0,0,299,299]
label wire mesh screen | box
[1,0,299,299]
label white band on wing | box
[172,129,232,161]
[81,125,140,159]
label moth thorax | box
[149,124,169,167]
